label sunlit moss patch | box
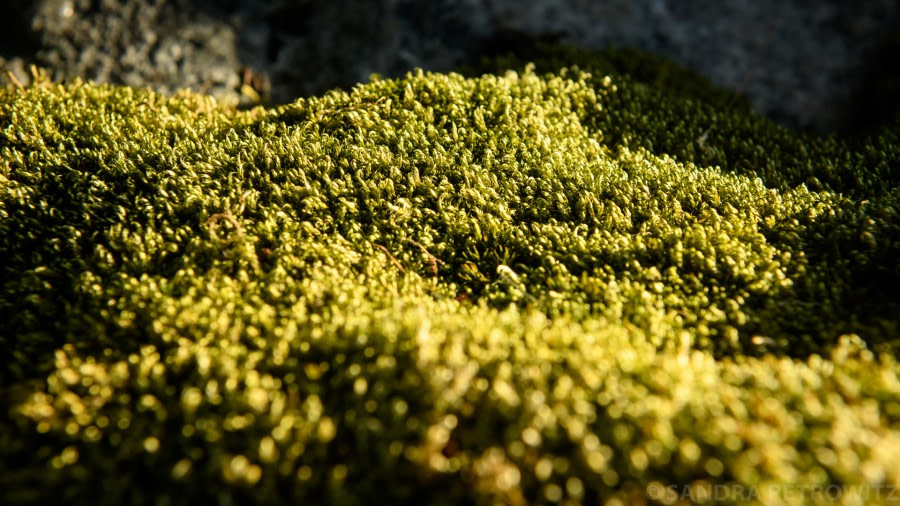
[1,51,899,505]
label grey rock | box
[29,0,240,99]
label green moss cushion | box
[1,53,899,505]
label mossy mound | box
[1,51,899,505]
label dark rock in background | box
[15,0,241,98]
[2,0,899,131]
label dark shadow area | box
[2,0,900,133]
[843,26,900,135]
[0,0,40,59]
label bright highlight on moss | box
[1,48,899,505]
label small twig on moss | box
[29,65,51,87]
[4,70,24,89]
[206,210,243,244]
[207,192,250,244]
[375,244,405,273]
[405,239,445,279]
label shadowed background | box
[1,0,899,132]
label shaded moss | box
[1,49,899,505]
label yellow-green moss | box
[0,50,899,505]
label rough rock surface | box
[2,0,899,131]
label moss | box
[0,48,898,505]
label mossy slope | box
[1,54,899,505]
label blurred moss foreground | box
[1,48,899,505]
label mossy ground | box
[1,50,899,505]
